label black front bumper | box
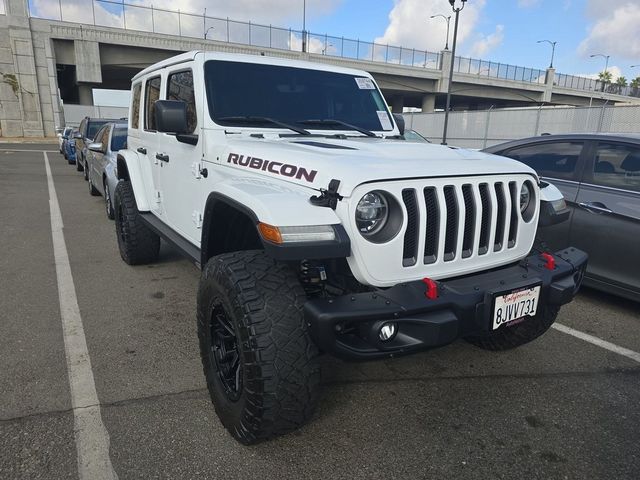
[304,248,588,360]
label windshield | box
[205,60,393,132]
[87,121,108,140]
[111,128,127,152]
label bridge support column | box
[391,96,404,113]
[421,94,435,112]
[78,85,94,106]
[0,0,48,136]
[543,67,555,103]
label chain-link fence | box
[405,104,640,149]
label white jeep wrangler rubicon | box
[114,51,587,444]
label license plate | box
[492,286,541,330]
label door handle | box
[579,202,612,215]
[137,147,147,154]
[155,153,169,163]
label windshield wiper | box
[217,116,310,135]
[298,119,378,138]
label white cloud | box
[32,0,342,30]
[470,24,504,57]
[578,1,640,60]
[577,65,623,80]
[517,0,541,7]
[374,0,487,54]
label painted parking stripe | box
[44,152,118,480]
[553,323,640,364]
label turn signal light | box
[258,223,283,244]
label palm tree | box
[614,76,627,94]
[631,76,640,97]
[598,70,612,92]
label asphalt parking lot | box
[1,144,639,480]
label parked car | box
[483,133,640,301]
[403,129,431,143]
[86,121,127,219]
[63,129,78,164]
[74,117,116,178]
[58,127,72,153]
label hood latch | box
[310,179,343,210]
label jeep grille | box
[345,175,539,287]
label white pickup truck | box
[114,51,587,444]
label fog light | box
[379,322,397,341]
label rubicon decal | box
[227,153,318,183]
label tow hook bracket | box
[422,277,438,300]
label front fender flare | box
[116,150,150,212]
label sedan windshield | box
[205,60,393,133]
[111,127,128,152]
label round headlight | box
[356,191,389,236]
[520,182,531,213]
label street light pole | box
[590,53,610,92]
[430,14,451,50]
[205,27,214,40]
[441,0,466,146]
[536,39,557,68]
[302,0,307,53]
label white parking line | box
[44,152,118,480]
[553,323,640,364]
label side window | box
[501,142,583,181]
[167,70,197,133]
[131,83,142,130]
[590,142,640,192]
[144,76,162,131]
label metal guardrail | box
[554,72,639,97]
[453,56,546,84]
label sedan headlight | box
[356,191,389,236]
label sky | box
[26,0,640,105]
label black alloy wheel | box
[210,302,242,401]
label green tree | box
[631,76,640,97]
[598,70,612,92]
[614,76,628,94]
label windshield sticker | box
[227,153,318,183]
[377,111,393,130]
[355,77,375,90]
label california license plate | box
[492,286,541,330]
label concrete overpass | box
[1,0,638,137]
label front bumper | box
[304,248,587,360]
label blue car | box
[63,130,78,164]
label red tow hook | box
[422,278,438,300]
[541,252,556,270]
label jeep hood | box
[219,135,537,197]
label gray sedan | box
[483,133,640,302]
[86,122,127,220]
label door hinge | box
[192,210,203,229]
[155,190,162,204]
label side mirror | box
[539,182,570,227]
[74,132,83,139]
[155,100,188,134]
[393,113,405,136]
[88,142,103,153]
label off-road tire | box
[465,305,560,351]
[88,175,100,196]
[104,178,115,220]
[113,181,160,265]
[197,250,320,445]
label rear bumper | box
[304,248,587,360]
